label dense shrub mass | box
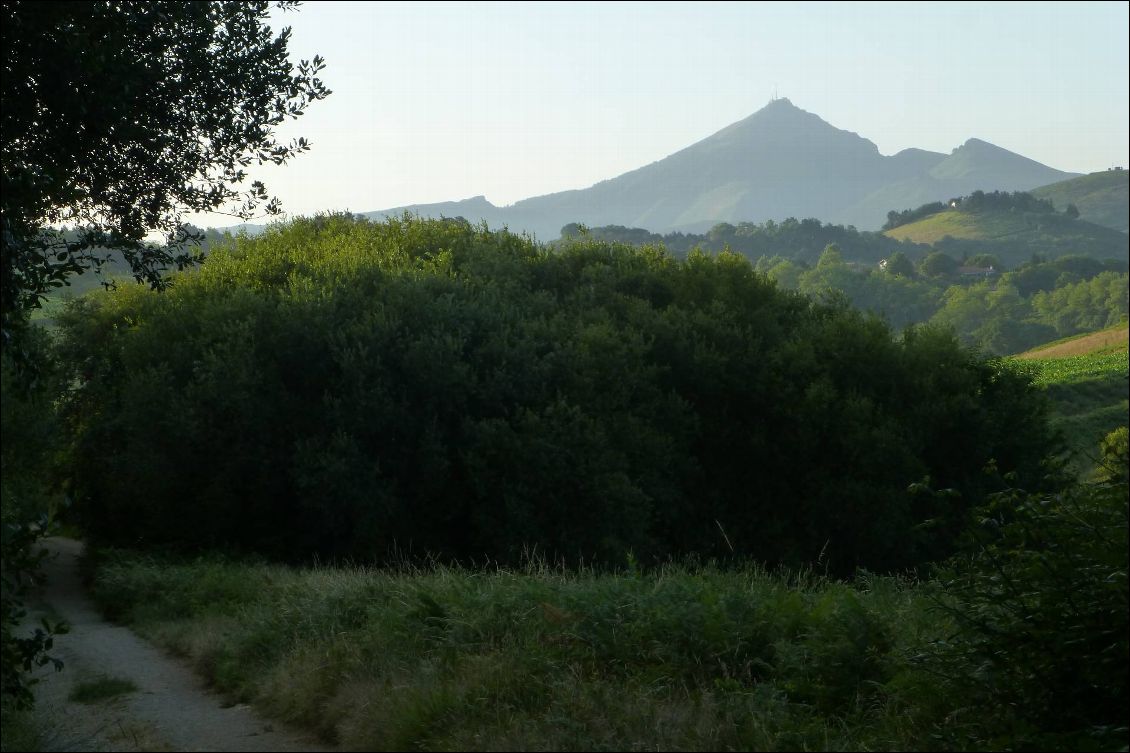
[926,467,1128,750]
[58,215,1057,572]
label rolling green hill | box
[1031,170,1129,233]
[1015,322,1129,474]
[884,208,1029,243]
[883,207,1128,266]
[28,253,137,327]
[29,226,231,326]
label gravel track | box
[24,537,332,752]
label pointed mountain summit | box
[365,100,1079,237]
[931,138,1073,185]
[1031,170,1130,233]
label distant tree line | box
[759,249,1127,355]
[563,212,1127,354]
[883,202,948,231]
[562,216,919,264]
[959,189,1057,215]
[884,190,1065,231]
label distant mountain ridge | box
[1031,171,1129,233]
[360,98,1079,238]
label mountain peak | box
[711,97,863,146]
[764,96,796,108]
[368,105,1079,236]
[749,96,812,122]
[932,137,1074,184]
[955,137,998,152]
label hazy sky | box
[193,1,1130,227]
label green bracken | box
[89,550,936,750]
[88,464,1129,753]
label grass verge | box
[82,465,1129,753]
[86,549,957,751]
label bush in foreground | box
[60,215,1058,572]
[924,463,1128,749]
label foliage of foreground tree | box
[1,0,330,355]
[58,215,1061,574]
[0,331,67,708]
[0,0,328,710]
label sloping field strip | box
[1017,324,1129,360]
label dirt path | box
[24,537,332,752]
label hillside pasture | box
[1014,328,1128,473]
[884,208,1128,266]
[1017,322,1128,359]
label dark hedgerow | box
[57,214,1058,572]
